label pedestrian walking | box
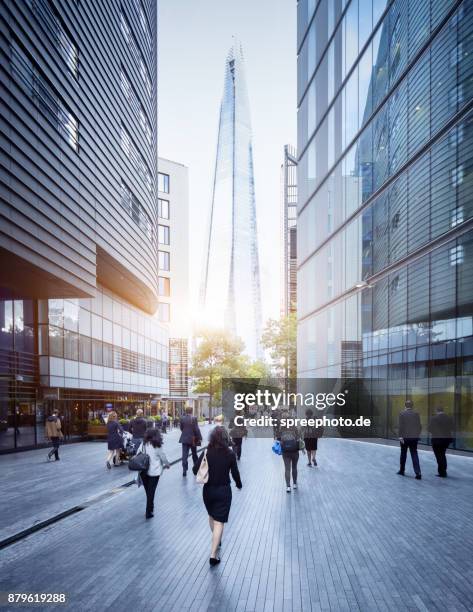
[278,416,302,492]
[161,412,168,433]
[179,406,202,476]
[397,400,422,479]
[193,426,242,566]
[229,418,248,460]
[129,408,148,450]
[429,407,454,477]
[45,410,63,461]
[137,429,170,519]
[106,411,124,469]
[301,409,324,467]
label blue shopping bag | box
[272,440,282,455]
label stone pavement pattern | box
[0,423,211,543]
[1,438,473,612]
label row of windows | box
[299,111,473,268]
[42,294,166,345]
[120,125,152,193]
[298,231,473,373]
[28,0,78,77]
[299,2,473,215]
[120,181,155,243]
[10,40,79,151]
[40,325,168,378]
[120,68,152,145]
[120,9,151,97]
[298,0,462,161]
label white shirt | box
[139,443,170,476]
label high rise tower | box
[200,41,263,359]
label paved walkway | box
[1,438,472,611]
[0,423,212,543]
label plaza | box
[1,436,472,611]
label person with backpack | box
[193,426,242,566]
[277,412,302,492]
[137,428,170,519]
[302,409,324,467]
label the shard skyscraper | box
[200,41,263,359]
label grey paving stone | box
[0,438,472,612]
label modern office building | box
[156,157,191,414]
[297,0,473,449]
[200,41,263,359]
[0,0,168,452]
[281,145,298,318]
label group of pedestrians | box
[397,400,455,479]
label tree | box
[190,329,244,420]
[261,312,297,380]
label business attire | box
[429,412,454,477]
[193,447,242,522]
[179,414,202,475]
[138,442,170,518]
[398,408,422,477]
[129,416,148,448]
[229,424,248,460]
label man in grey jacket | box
[397,400,422,479]
[179,406,202,476]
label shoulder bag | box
[196,449,209,484]
[128,442,150,472]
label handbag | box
[298,439,305,451]
[272,440,282,455]
[128,443,150,471]
[196,449,209,484]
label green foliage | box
[261,312,297,377]
[190,329,270,412]
[88,418,103,426]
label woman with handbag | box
[106,411,124,468]
[193,426,242,566]
[137,428,170,519]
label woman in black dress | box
[106,411,124,469]
[193,426,242,566]
[302,409,324,467]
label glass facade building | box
[0,1,167,452]
[200,42,263,359]
[297,0,473,449]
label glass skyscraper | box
[200,42,263,359]
[297,0,473,449]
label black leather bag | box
[128,444,149,471]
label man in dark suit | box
[429,407,454,477]
[397,400,422,479]
[179,406,202,476]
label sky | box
[157,0,297,326]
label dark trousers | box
[181,443,198,472]
[48,437,60,460]
[400,439,421,475]
[283,451,299,486]
[432,439,451,476]
[232,438,243,459]
[141,473,160,515]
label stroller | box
[120,431,139,462]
